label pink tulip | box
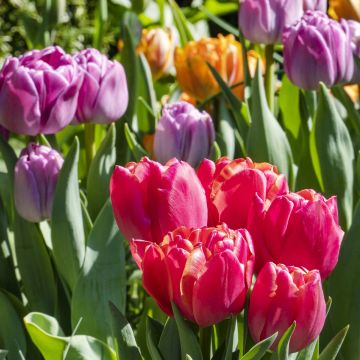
[110,157,207,243]
[197,157,288,228]
[249,262,326,353]
[248,189,344,278]
[130,224,255,327]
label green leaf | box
[14,215,57,314]
[309,83,354,229]
[318,326,349,360]
[87,124,116,219]
[0,290,27,360]
[0,350,8,360]
[158,317,181,360]
[24,313,117,360]
[271,322,296,360]
[71,200,126,345]
[240,332,277,360]
[124,123,148,161]
[51,137,85,291]
[146,317,164,360]
[247,62,294,184]
[295,339,318,360]
[172,303,203,360]
[108,302,142,360]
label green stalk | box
[85,123,96,171]
[265,44,275,112]
[200,326,212,360]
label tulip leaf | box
[108,302,142,360]
[295,338,318,360]
[124,123,148,161]
[52,137,85,291]
[71,200,126,345]
[271,322,296,360]
[172,303,203,360]
[240,332,277,360]
[247,62,294,186]
[309,83,354,229]
[87,123,116,219]
[158,317,181,360]
[24,312,117,360]
[0,290,27,360]
[318,325,349,360]
[146,317,164,360]
[0,350,8,360]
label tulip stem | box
[85,123,96,171]
[200,326,212,360]
[265,44,275,112]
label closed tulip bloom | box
[130,224,255,326]
[303,0,327,11]
[283,11,354,90]
[174,34,252,101]
[110,157,207,243]
[348,20,360,82]
[248,189,344,278]
[329,0,360,21]
[0,46,82,135]
[73,48,128,124]
[138,28,174,80]
[249,263,326,353]
[239,0,303,44]
[197,157,288,228]
[154,101,215,167]
[14,143,63,222]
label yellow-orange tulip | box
[174,34,256,101]
[329,0,360,20]
[138,28,174,80]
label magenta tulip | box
[110,157,208,243]
[248,189,344,278]
[14,143,64,222]
[0,46,82,135]
[197,157,288,228]
[130,224,255,326]
[73,48,128,124]
[249,263,326,353]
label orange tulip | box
[328,0,360,20]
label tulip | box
[130,224,255,326]
[197,157,288,229]
[174,34,254,101]
[14,143,64,222]
[154,101,215,167]
[73,48,128,124]
[248,189,344,278]
[138,28,175,80]
[0,46,82,135]
[303,0,327,11]
[110,157,207,243]
[283,11,354,90]
[0,125,9,141]
[249,263,326,353]
[348,20,360,82]
[329,0,360,21]
[239,0,303,44]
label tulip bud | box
[0,46,82,135]
[138,28,175,80]
[283,11,354,90]
[14,143,64,222]
[174,34,250,101]
[239,0,303,44]
[248,189,344,278]
[154,101,215,167]
[110,157,208,243]
[130,224,255,326]
[197,157,288,228]
[303,0,327,11]
[248,263,326,353]
[73,48,128,124]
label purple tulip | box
[73,48,128,124]
[283,11,354,90]
[14,143,63,222]
[348,20,360,82]
[0,46,82,135]
[153,101,215,167]
[303,0,327,12]
[0,125,9,141]
[239,0,303,44]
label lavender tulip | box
[239,0,303,44]
[348,20,360,82]
[303,0,327,12]
[283,11,354,90]
[153,101,215,167]
[14,143,63,222]
[73,48,128,124]
[0,46,82,135]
